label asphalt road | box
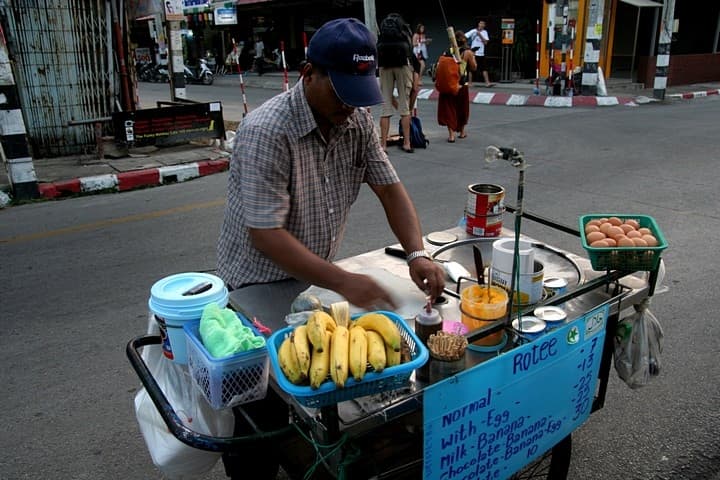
[1,80,718,480]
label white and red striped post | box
[238,68,249,117]
[302,32,308,60]
[534,19,540,94]
[280,40,289,91]
[567,27,575,95]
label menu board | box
[423,304,609,479]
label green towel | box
[199,303,266,358]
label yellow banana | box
[309,330,331,389]
[307,311,336,352]
[366,330,387,373]
[278,336,305,385]
[330,326,350,388]
[385,342,401,368]
[291,325,311,377]
[354,313,401,352]
[349,325,368,381]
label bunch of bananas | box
[277,303,404,390]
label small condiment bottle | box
[415,306,442,346]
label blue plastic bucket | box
[148,272,228,364]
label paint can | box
[491,260,545,306]
[465,184,505,237]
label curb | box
[37,158,230,199]
[667,88,720,100]
[417,88,637,107]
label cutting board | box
[303,267,427,319]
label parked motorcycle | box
[136,62,156,82]
[152,64,169,83]
[184,58,214,85]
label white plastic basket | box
[184,316,269,410]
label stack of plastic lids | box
[148,272,229,320]
[148,272,229,364]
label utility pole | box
[164,0,186,101]
[652,0,677,100]
[581,0,605,96]
[363,0,378,35]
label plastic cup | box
[460,285,509,346]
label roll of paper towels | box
[492,238,534,274]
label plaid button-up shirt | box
[217,81,400,288]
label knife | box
[473,245,485,285]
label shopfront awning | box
[619,0,662,8]
[620,0,663,83]
[183,1,235,14]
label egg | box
[620,224,635,234]
[599,222,613,234]
[586,231,607,243]
[632,237,648,247]
[597,217,609,224]
[638,227,652,235]
[604,237,617,247]
[624,219,640,230]
[608,216,623,226]
[606,226,624,239]
[585,224,601,234]
[642,234,658,247]
[587,219,602,227]
[626,230,642,239]
[590,239,610,247]
[617,237,635,247]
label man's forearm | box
[249,228,347,291]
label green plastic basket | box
[579,214,668,271]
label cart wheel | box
[509,434,572,480]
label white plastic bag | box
[134,314,234,479]
[613,298,664,389]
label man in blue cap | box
[217,17,444,479]
[218,18,444,309]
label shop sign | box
[423,303,609,479]
[135,47,152,63]
[214,7,237,25]
[501,18,515,45]
[164,0,184,21]
[113,102,226,148]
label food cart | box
[127,205,665,479]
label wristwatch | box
[406,249,431,265]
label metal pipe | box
[630,7,640,83]
[110,0,132,111]
[126,335,295,452]
[67,117,112,126]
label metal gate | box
[0,0,116,158]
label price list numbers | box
[572,335,600,421]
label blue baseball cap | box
[307,18,383,107]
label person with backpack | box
[377,13,415,153]
[436,31,476,142]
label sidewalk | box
[214,70,720,108]
[2,73,718,204]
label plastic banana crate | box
[184,314,269,410]
[579,214,668,271]
[268,311,429,408]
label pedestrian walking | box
[465,19,493,87]
[436,31,476,142]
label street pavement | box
[1,73,719,204]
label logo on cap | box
[352,53,374,74]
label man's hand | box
[337,272,397,311]
[408,257,445,300]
